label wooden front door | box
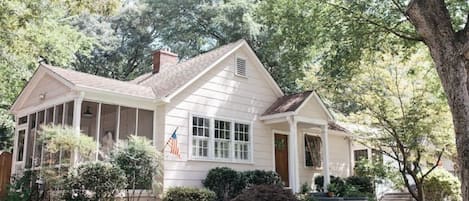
[274,134,289,186]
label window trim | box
[234,55,248,78]
[188,113,253,164]
[303,132,323,169]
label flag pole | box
[161,127,178,152]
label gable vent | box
[236,58,247,77]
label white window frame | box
[191,115,211,159]
[234,55,248,78]
[303,132,323,169]
[188,113,253,164]
[233,122,251,161]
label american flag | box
[167,129,181,158]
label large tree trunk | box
[406,0,469,200]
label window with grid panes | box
[214,120,231,159]
[192,116,210,158]
[234,123,250,160]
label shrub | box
[202,167,244,201]
[423,168,461,201]
[231,184,297,201]
[242,170,283,187]
[314,175,343,192]
[345,176,374,194]
[163,187,216,201]
[111,135,163,199]
[63,162,127,201]
[5,171,37,201]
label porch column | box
[321,124,330,191]
[287,116,299,192]
[72,94,83,165]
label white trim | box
[72,94,84,165]
[95,103,102,161]
[259,111,296,121]
[311,92,334,121]
[116,106,121,141]
[187,112,254,164]
[295,116,328,126]
[14,93,77,117]
[135,109,139,136]
[166,40,284,101]
[240,40,284,97]
[321,124,330,191]
[287,116,299,192]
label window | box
[305,135,321,167]
[234,123,250,160]
[354,149,368,163]
[371,149,383,163]
[192,116,210,158]
[214,120,230,159]
[137,109,154,141]
[235,57,247,77]
[191,116,251,162]
[18,116,27,125]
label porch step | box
[380,193,413,201]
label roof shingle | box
[262,91,313,116]
[42,64,156,99]
[136,39,245,98]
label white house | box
[10,39,353,192]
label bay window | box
[191,116,251,162]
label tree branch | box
[326,2,423,42]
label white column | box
[321,124,330,191]
[95,103,102,161]
[287,116,299,192]
[11,116,19,175]
[72,94,83,165]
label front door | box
[274,134,289,186]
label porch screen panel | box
[16,130,26,162]
[65,101,74,126]
[34,110,45,168]
[54,104,63,125]
[100,104,118,158]
[80,101,98,139]
[138,109,153,141]
[305,135,322,168]
[119,107,136,141]
[25,113,36,168]
[43,107,54,166]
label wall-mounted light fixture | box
[39,93,46,100]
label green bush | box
[202,167,244,201]
[5,171,37,201]
[423,168,461,201]
[231,184,297,201]
[314,175,343,192]
[203,167,284,201]
[345,176,374,194]
[111,136,163,191]
[242,170,283,187]
[163,187,216,201]
[63,162,127,201]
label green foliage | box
[231,184,298,201]
[63,162,127,201]
[203,167,283,201]
[314,175,344,192]
[5,171,37,201]
[423,168,461,201]
[345,176,373,195]
[110,136,163,197]
[354,159,402,188]
[203,167,245,201]
[39,125,96,161]
[242,170,283,187]
[163,187,216,201]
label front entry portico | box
[260,91,335,193]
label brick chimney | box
[152,50,178,74]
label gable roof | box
[41,64,156,99]
[134,39,284,99]
[262,91,313,116]
[261,90,334,120]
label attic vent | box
[236,57,247,77]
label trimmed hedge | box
[164,187,216,201]
[203,167,283,201]
[231,184,297,201]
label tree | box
[263,1,469,199]
[0,0,119,151]
[319,49,454,201]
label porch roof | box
[42,64,156,99]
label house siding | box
[162,47,279,189]
[21,73,71,110]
